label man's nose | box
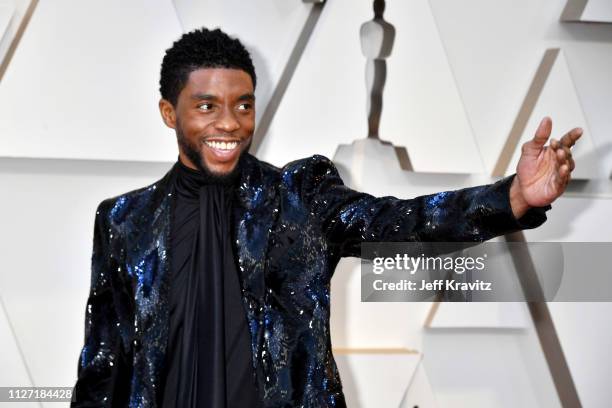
[214,106,240,132]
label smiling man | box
[72,28,582,408]
[160,66,255,179]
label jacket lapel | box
[232,154,278,391]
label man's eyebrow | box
[191,93,217,100]
[238,93,255,101]
[190,93,255,101]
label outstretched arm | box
[300,156,547,259]
[303,118,581,258]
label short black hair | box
[159,27,257,106]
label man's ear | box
[159,99,177,129]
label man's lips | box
[205,139,240,150]
[202,138,243,163]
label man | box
[72,28,581,407]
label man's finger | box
[562,165,571,189]
[552,167,564,193]
[560,127,583,148]
[562,145,572,156]
[556,147,566,161]
[532,117,552,147]
[554,164,569,193]
[562,146,572,164]
[550,138,560,150]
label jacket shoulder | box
[281,154,336,174]
[280,154,342,190]
[95,165,175,225]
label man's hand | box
[510,117,582,219]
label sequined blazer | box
[72,154,548,407]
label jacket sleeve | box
[302,155,550,258]
[72,201,123,407]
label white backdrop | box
[1,0,611,407]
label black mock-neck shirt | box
[160,160,260,408]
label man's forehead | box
[185,67,253,92]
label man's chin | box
[196,157,244,185]
[204,162,239,176]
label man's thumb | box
[532,117,552,147]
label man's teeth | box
[205,141,239,150]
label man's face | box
[160,68,255,179]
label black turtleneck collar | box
[174,158,242,200]
[175,160,211,200]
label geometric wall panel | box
[523,194,612,406]
[334,350,421,408]
[581,0,612,22]
[562,43,612,178]
[427,302,529,329]
[0,0,182,162]
[504,50,598,179]
[422,329,561,407]
[400,361,438,408]
[257,0,484,173]
[0,1,15,64]
[524,196,612,241]
[256,0,373,167]
[331,256,434,350]
[430,0,612,177]
[429,0,558,175]
[0,297,35,389]
[548,302,612,408]
[0,298,38,407]
[381,0,483,174]
[562,0,612,23]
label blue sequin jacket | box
[73,154,549,407]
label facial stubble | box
[175,121,250,185]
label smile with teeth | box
[205,140,240,151]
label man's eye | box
[237,103,252,111]
[198,103,213,111]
